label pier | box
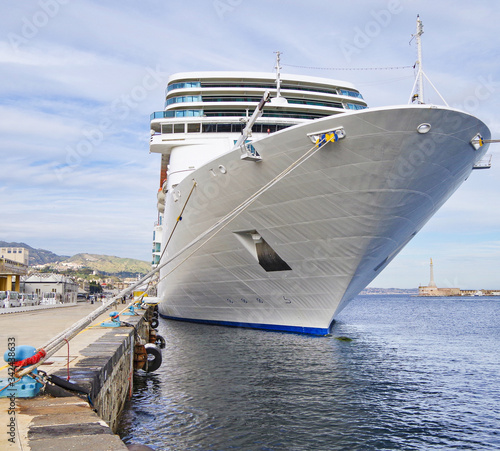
[0,301,156,450]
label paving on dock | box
[0,301,150,450]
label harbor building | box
[23,273,79,303]
[0,247,29,265]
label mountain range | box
[0,241,150,275]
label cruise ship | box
[149,53,490,334]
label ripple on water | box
[118,296,500,450]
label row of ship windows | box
[166,81,363,99]
[160,122,292,134]
[166,95,346,109]
[151,104,365,120]
[152,110,327,120]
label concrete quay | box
[0,301,155,450]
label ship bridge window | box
[166,95,202,105]
[167,81,201,92]
[174,123,185,133]
[150,110,203,119]
[346,103,367,110]
[287,98,344,109]
[200,95,345,109]
[201,123,244,133]
[202,123,217,133]
[175,110,203,117]
[340,89,364,99]
[217,124,232,133]
[200,81,340,95]
[203,95,263,103]
[201,109,328,119]
[253,124,278,133]
[262,111,328,119]
[161,123,200,134]
[200,123,292,133]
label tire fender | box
[144,343,162,372]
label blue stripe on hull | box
[158,313,332,336]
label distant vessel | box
[149,19,491,334]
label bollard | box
[100,311,121,327]
[0,345,43,398]
[122,305,137,316]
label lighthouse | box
[418,258,460,296]
[428,258,437,288]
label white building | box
[23,274,79,303]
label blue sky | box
[1,0,499,289]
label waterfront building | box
[23,273,79,303]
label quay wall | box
[51,306,152,432]
[13,304,155,450]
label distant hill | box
[360,287,418,295]
[0,240,69,265]
[0,241,150,275]
[66,253,150,275]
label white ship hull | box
[156,105,489,334]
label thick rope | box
[159,180,197,262]
[12,349,47,368]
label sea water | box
[117,295,500,450]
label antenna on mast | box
[274,50,282,98]
[415,15,424,102]
[271,51,288,105]
[408,15,448,106]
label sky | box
[1,0,499,289]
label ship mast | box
[271,51,288,105]
[274,50,282,98]
[409,15,448,106]
[415,15,424,102]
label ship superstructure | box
[150,69,368,190]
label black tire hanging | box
[144,344,162,372]
[151,317,159,329]
[155,334,166,349]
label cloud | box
[1,0,499,284]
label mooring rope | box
[159,180,197,262]
[16,139,323,377]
